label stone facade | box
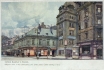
[57,2,78,56]
[57,2,103,59]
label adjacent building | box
[57,2,103,59]
[12,23,57,56]
[56,2,78,57]
[77,2,103,59]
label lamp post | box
[36,29,39,59]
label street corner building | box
[4,23,57,57]
[56,2,103,59]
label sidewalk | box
[32,56,72,60]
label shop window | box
[59,50,64,55]
[82,45,90,55]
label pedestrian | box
[28,53,30,57]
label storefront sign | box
[81,43,91,45]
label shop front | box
[72,45,79,59]
[78,40,103,59]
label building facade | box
[77,2,103,59]
[57,2,103,59]
[12,27,57,56]
[56,2,78,57]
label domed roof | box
[64,2,75,9]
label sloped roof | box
[26,28,56,36]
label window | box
[78,35,81,40]
[79,25,81,30]
[69,39,74,45]
[46,33,48,35]
[85,32,88,39]
[69,23,74,28]
[72,16,73,19]
[72,24,74,28]
[59,23,63,29]
[78,15,80,20]
[61,39,63,45]
[70,16,71,18]
[47,39,50,46]
[85,22,88,28]
[82,45,90,55]
[69,30,74,35]
[60,17,63,20]
[98,19,101,24]
[27,40,30,45]
[69,23,71,27]
[32,39,35,45]
[59,31,63,36]
[97,5,102,13]
[53,41,55,46]
[39,39,42,45]
[98,8,101,13]
[59,39,63,45]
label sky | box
[1,2,65,37]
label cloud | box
[1,2,64,37]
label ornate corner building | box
[57,2,103,59]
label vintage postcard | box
[0,0,104,70]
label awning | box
[6,49,11,52]
[73,44,79,47]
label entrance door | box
[97,49,102,59]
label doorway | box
[97,49,102,59]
